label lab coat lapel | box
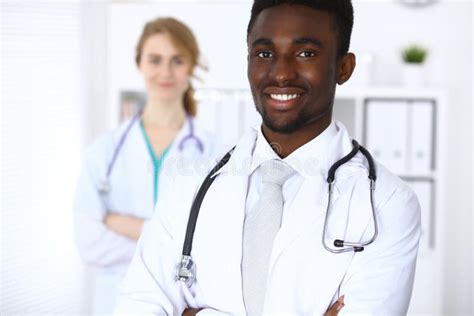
[127,120,152,166]
[191,129,257,314]
[270,173,340,263]
[107,120,155,212]
[264,174,355,314]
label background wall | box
[2,2,88,314]
[105,1,252,129]
[348,2,473,314]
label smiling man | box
[115,1,421,315]
[247,2,354,158]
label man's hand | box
[182,308,201,316]
[181,296,344,316]
[104,213,144,241]
[325,295,345,316]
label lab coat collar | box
[166,116,205,158]
[210,128,257,178]
[116,114,198,158]
[211,120,353,180]
[249,122,338,179]
[116,116,214,184]
[116,116,152,167]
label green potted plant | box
[402,45,428,64]
[401,44,428,87]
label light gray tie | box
[242,159,295,316]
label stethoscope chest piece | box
[176,255,196,288]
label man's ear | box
[337,52,356,85]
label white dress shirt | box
[246,122,338,224]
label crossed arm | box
[104,213,145,241]
[115,180,421,315]
[182,297,345,316]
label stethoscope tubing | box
[106,112,142,180]
[177,138,378,287]
[322,140,378,253]
[322,178,378,253]
[99,112,203,194]
[182,148,234,256]
[179,114,204,153]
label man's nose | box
[270,56,297,86]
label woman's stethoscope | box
[98,111,204,194]
[176,139,378,287]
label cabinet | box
[332,86,445,315]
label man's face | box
[247,4,341,134]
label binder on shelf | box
[333,99,357,138]
[365,100,409,174]
[408,101,434,174]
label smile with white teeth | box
[270,94,300,101]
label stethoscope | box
[98,111,204,194]
[176,139,378,288]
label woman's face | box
[138,33,192,103]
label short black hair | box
[247,0,354,57]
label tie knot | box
[260,159,295,187]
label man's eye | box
[257,51,273,58]
[298,51,316,58]
[150,58,161,64]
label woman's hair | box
[136,17,204,117]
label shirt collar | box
[250,122,339,179]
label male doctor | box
[115,0,421,315]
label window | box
[1,1,88,313]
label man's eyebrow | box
[251,38,273,47]
[294,37,324,48]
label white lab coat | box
[74,117,223,315]
[115,122,421,316]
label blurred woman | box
[74,17,221,315]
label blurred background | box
[1,0,472,315]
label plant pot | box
[402,63,425,87]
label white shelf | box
[399,173,437,180]
[332,85,445,315]
[336,84,446,99]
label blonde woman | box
[74,17,221,315]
